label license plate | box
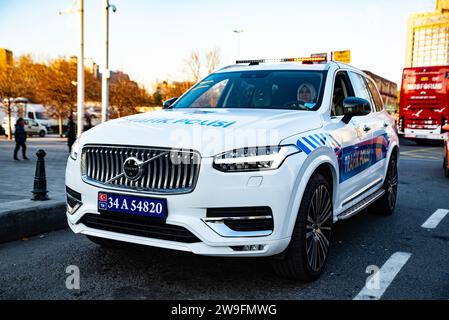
[98,192,167,219]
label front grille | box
[81,145,201,194]
[80,213,201,243]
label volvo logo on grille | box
[123,157,144,181]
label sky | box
[0,0,437,91]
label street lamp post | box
[77,0,85,136]
[101,0,116,123]
[233,29,244,60]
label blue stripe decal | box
[296,139,312,154]
[302,137,317,149]
[315,134,326,145]
[309,135,322,146]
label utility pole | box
[233,29,244,61]
[77,0,85,136]
[102,0,116,123]
[101,0,110,123]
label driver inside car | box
[297,83,316,103]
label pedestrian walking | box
[66,116,77,153]
[13,118,28,161]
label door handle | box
[363,125,371,132]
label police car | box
[65,57,399,281]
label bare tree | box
[153,80,194,105]
[36,59,78,137]
[185,50,202,83]
[0,56,38,140]
[205,48,221,74]
[109,75,150,118]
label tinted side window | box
[331,71,354,117]
[348,72,373,112]
[366,78,384,112]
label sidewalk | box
[0,135,68,202]
[0,135,69,242]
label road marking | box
[354,252,412,300]
[400,149,441,160]
[400,148,432,155]
[422,209,449,229]
[400,158,440,162]
[400,154,440,160]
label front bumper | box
[65,153,306,257]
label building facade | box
[363,70,398,114]
[406,0,449,67]
[0,48,13,67]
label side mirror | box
[342,97,371,124]
[442,124,449,133]
[163,97,178,109]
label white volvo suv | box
[66,58,399,281]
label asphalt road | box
[0,139,448,300]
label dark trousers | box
[68,139,76,153]
[14,142,27,159]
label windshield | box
[35,112,49,120]
[172,70,327,111]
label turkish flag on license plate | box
[98,193,107,202]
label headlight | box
[70,137,81,160]
[213,145,300,172]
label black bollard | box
[32,149,49,201]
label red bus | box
[399,66,449,142]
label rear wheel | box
[86,235,128,248]
[39,130,45,137]
[370,155,398,215]
[444,153,449,178]
[272,174,333,282]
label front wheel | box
[39,130,45,137]
[272,174,333,281]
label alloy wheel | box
[387,160,398,210]
[305,185,332,272]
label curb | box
[0,194,67,244]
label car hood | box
[80,109,323,157]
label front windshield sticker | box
[125,117,237,128]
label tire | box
[272,174,333,282]
[86,235,128,248]
[444,154,449,178]
[39,130,45,137]
[370,155,398,216]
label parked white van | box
[2,117,47,137]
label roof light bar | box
[235,56,327,64]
